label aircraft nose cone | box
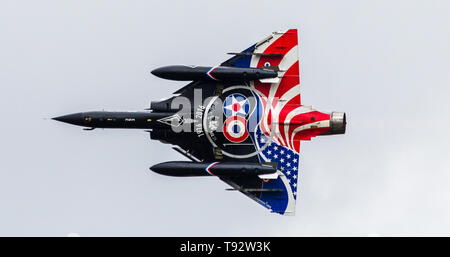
[150,68,159,76]
[52,113,83,125]
[151,65,186,80]
[151,67,166,78]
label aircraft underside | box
[53,29,346,215]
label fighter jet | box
[54,29,346,215]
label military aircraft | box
[53,29,346,215]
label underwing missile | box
[150,161,277,177]
[151,65,278,82]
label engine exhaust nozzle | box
[329,112,346,134]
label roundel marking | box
[222,116,249,143]
[223,93,250,117]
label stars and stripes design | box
[251,29,304,153]
[254,130,299,200]
[247,29,304,214]
[221,29,331,215]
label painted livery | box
[53,29,346,215]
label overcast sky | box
[1,0,449,236]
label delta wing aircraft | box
[54,29,346,215]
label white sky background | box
[0,0,449,236]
